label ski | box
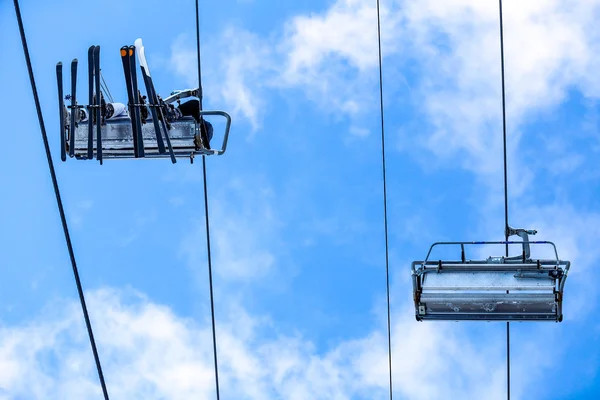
[134,38,176,163]
[56,62,66,162]
[121,47,140,157]
[121,46,144,157]
[70,58,78,158]
[134,39,165,155]
[129,45,145,157]
[87,46,94,159]
[94,45,102,163]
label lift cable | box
[12,1,111,399]
[376,1,394,399]
[195,0,221,399]
[498,1,511,399]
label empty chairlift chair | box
[411,228,570,322]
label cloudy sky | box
[1,0,600,399]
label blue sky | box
[1,0,600,398]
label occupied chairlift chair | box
[56,40,231,164]
[411,228,570,322]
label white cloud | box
[69,199,94,228]
[401,0,600,175]
[512,203,600,321]
[14,3,595,400]
[283,0,382,74]
[170,31,272,133]
[214,28,272,134]
[349,126,370,138]
[179,174,283,283]
[168,0,600,174]
[168,1,403,134]
[274,0,402,121]
[0,288,515,400]
[169,35,197,87]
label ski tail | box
[157,98,177,163]
[141,71,168,155]
[57,62,66,162]
[69,59,78,158]
[94,46,102,164]
[87,46,94,159]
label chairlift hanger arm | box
[164,88,200,105]
[506,226,537,259]
[507,226,537,237]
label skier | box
[178,99,213,149]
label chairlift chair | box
[411,228,570,322]
[56,39,231,164]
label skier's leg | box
[178,99,212,149]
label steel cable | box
[376,1,394,398]
[13,1,110,399]
[195,1,221,399]
[498,1,511,399]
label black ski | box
[136,49,166,154]
[129,45,145,157]
[94,46,102,163]
[120,47,136,156]
[57,62,65,161]
[141,73,168,155]
[69,59,78,158]
[121,46,144,157]
[155,95,176,163]
[134,38,176,163]
[87,46,94,159]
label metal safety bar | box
[196,110,232,156]
[422,241,561,265]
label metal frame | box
[57,49,232,163]
[62,111,231,160]
[412,241,570,322]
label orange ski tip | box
[129,48,134,56]
[120,49,127,57]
